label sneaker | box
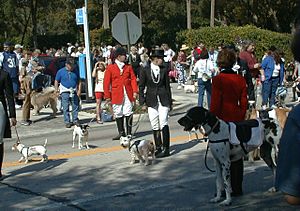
[65,123,72,128]
[20,120,31,126]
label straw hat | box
[180,44,189,51]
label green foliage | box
[90,28,113,46]
[177,25,293,62]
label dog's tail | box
[44,139,48,147]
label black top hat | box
[150,49,165,58]
[114,47,127,57]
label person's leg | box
[269,77,280,107]
[197,78,205,106]
[148,106,162,154]
[230,158,244,196]
[95,92,101,122]
[112,104,125,140]
[71,94,79,123]
[123,93,133,136]
[157,104,170,157]
[206,81,212,109]
[22,94,31,121]
[261,80,271,108]
[61,92,71,124]
[0,143,3,178]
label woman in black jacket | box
[139,49,172,157]
[0,69,17,180]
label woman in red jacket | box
[210,48,248,196]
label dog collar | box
[202,119,219,137]
[129,140,142,153]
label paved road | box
[0,83,297,210]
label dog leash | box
[14,126,21,143]
[204,144,215,173]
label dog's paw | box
[144,161,150,166]
[25,160,29,164]
[210,197,222,203]
[219,199,232,206]
[86,145,90,149]
[72,145,75,148]
[130,161,135,165]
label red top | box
[239,51,259,78]
[103,63,138,104]
[210,72,248,122]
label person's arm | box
[138,67,146,106]
[128,65,138,99]
[77,79,82,97]
[92,63,98,78]
[103,65,112,101]
[210,77,222,116]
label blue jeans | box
[197,78,211,109]
[262,77,280,107]
[61,92,79,124]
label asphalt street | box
[0,83,298,210]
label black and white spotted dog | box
[178,106,281,206]
[72,123,90,149]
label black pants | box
[231,158,244,194]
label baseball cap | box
[15,44,23,49]
[3,41,13,47]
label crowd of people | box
[0,32,299,205]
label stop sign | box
[111,12,142,45]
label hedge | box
[176,25,293,62]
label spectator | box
[210,48,248,196]
[162,43,175,71]
[239,40,261,105]
[275,7,300,205]
[92,61,106,124]
[54,58,81,128]
[104,47,138,140]
[140,48,149,67]
[14,44,23,67]
[193,49,214,109]
[139,48,172,157]
[0,68,17,180]
[261,48,285,109]
[0,41,20,108]
[176,44,189,90]
[128,45,142,80]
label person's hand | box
[133,93,138,99]
[10,118,17,127]
[169,105,173,111]
[77,91,81,97]
[105,98,111,105]
[254,63,261,69]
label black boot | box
[153,130,162,156]
[125,115,133,136]
[0,144,3,178]
[157,125,170,158]
[230,158,244,196]
[112,116,125,140]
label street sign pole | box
[83,4,93,99]
[124,13,131,64]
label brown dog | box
[31,86,57,116]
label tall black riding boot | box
[112,116,125,140]
[0,143,4,178]
[153,130,162,156]
[230,158,244,196]
[158,125,170,158]
[125,114,133,136]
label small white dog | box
[72,123,90,149]
[184,84,197,93]
[12,139,48,164]
[120,135,155,166]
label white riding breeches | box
[148,99,169,130]
[112,89,133,118]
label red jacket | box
[239,51,259,78]
[103,63,138,104]
[210,71,248,122]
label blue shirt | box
[275,104,300,197]
[0,51,19,78]
[55,67,80,89]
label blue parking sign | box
[76,8,84,25]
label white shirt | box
[151,63,160,77]
[95,71,105,92]
[193,59,214,79]
[272,64,280,77]
[164,49,175,63]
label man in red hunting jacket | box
[104,47,138,140]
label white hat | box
[107,45,113,49]
[15,44,23,49]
